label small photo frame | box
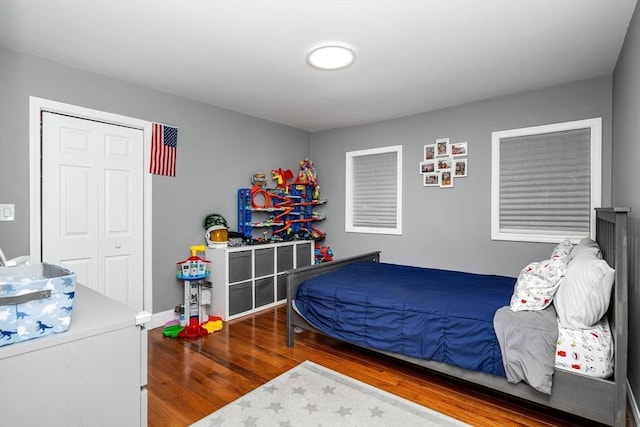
[435,138,450,157]
[424,144,436,161]
[423,173,440,186]
[436,157,452,171]
[419,161,436,174]
[454,158,468,177]
[450,141,468,157]
[440,171,453,188]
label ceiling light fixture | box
[307,44,355,71]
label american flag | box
[149,123,178,176]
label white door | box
[41,112,144,311]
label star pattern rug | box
[191,360,469,427]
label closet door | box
[41,112,144,311]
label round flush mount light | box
[306,44,356,71]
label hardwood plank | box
[147,305,610,427]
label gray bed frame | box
[286,207,629,426]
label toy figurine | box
[298,158,318,186]
[271,168,294,191]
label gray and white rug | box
[191,360,469,427]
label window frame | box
[491,118,602,243]
[345,145,403,235]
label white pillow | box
[570,238,602,260]
[554,252,614,329]
[510,255,568,312]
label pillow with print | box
[510,255,568,312]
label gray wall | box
[311,77,613,278]
[0,47,310,312]
[612,2,640,410]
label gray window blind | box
[499,128,591,234]
[351,151,398,229]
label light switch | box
[0,204,15,221]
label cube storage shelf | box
[206,240,314,320]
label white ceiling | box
[0,1,636,132]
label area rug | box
[191,360,469,426]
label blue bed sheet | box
[294,262,516,377]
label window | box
[491,118,601,243]
[346,145,402,235]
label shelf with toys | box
[192,160,331,321]
[238,159,327,243]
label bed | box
[286,207,629,426]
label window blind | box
[351,150,398,229]
[499,128,591,234]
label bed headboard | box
[595,207,629,426]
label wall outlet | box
[0,204,15,221]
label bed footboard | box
[285,251,380,347]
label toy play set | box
[165,159,332,340]
[238,159,327,243]
[163,245,222,339]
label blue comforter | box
[294,262,516,377]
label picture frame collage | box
[419,138,468,188]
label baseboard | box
[629,379,639,427]
[149,309,177,330]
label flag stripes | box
[149,123,178,176]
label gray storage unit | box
[255,277,274,307]
[229,281,253,315]
[254,248,274,277]
[296,242,313,267]
[277,245,294,272]
[277,274,287,301]
[207,241,314,320]
[228,250,252,283]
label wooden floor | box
[147,305,609,427]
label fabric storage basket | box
[0,263,76,347]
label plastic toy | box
[314,245,334,263]
[177,245,210,280]
[167,245,223,339]
[202,316,223,333]
[272,168,294,192]
[298,158,318,186]
[204,213,229,248]
[238,159,327,242]
[252,173,267,187]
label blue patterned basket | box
[0,263,76,346]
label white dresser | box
[0,284,147,427]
